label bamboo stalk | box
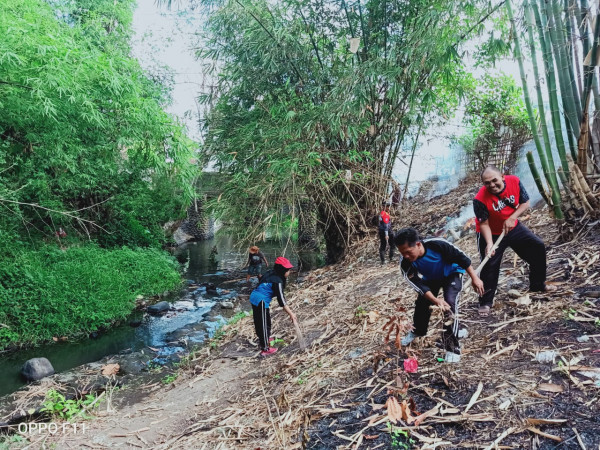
[527,151,550,204]
[573,163,599,207]
[563,0,583,117]
[569,1,584,98]
[507,0,564,218]
[533,0,571,179]
[580,0,600,109]
[545,0,581,147]
[525,0,560,189]
[579,0,600,174]
[403,125,422,201]
[570,164,595,211]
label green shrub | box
[0,243,181,350]
[41,389,100,421]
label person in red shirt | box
[473,166,554,316]
[378,201,394,264]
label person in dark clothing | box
[242,245,269,282]
[473,166,555,316]
[394,228,484,363]
[378,202,394,264]
[249,257,297,356]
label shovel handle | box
[474,231,505,277]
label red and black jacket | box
[473,175,529,236]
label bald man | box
[473,166,554,316]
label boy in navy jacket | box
[394,228,484,362]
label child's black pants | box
[252,301,271,351]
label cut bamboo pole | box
[475,231,506,277]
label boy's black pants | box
[379,231,394,263]
[252,301,271,351]
[413,272,463,354]
[477,222,546,307]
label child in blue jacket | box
[249,257,297,356]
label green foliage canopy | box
[0,0,198,246]
[196,0,502,260]
[459,73,531,169]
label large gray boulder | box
[172,228,194,245]
[21,357,55,381]
[147,301,171,315]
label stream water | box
[0,236,323,398]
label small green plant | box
[41,389,100,421]
[296,365,319,385]
[386,422,414,449]
[0,435,24,447]
[162,373,178,384]
[565,308,577,320]
[272,338,286,347]
[210,327,227,349]
[175,346,199,370]
[228,311,250,325]
[147,360,163,371]
[354,306,367,319]
[595,317,600,328]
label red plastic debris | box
[403,357,418,373]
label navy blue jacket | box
[249,270,287,308]
[400,238,471,295]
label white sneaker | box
[444,351,461,363]
[401,331,416,346]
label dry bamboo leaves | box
[537,383,564,393]
[101,363,120,376]
[385,396,416,424]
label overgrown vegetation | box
[0,0,197,245]
[194,0,504,261]
[459,73,531,170]
[506,0,600,225]
[0,0,197,348]
[41,389,101,421]
[0,242,181,350]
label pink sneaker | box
[260,347,278,356]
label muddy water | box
[0,235,322,397]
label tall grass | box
[0,242,181,350]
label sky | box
[132,0,204,140]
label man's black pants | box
[379,231,394,263]
[252,301,271,351]
[413,272,463,354]
[477,221,546,307]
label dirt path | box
[41,356,251,448]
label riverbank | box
[6,185,600,449]
[0,244,182,352]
